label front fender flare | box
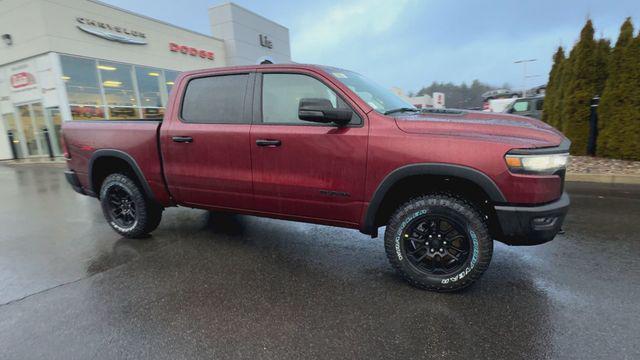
[361,163,506,236]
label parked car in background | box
[63,64,570,292]
[486,98,516,113]
[481,88,519,111]
[504,96,545,119]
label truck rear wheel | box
[99,173,163,238]
[384,194,493,292]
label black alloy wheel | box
[402,215,471,276]
[384,194,493,292]
[106,185,138,230]
[99,173,163,238]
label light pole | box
[514,59,537,97]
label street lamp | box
[514,59,537,97]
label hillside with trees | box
[416,80,501,109]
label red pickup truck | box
[63,64,570,291]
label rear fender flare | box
[88,149,156,202]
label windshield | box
[322,67,415,114]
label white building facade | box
[0,0,291,160]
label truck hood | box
[393,110,565,149]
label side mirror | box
[298,98,353,126]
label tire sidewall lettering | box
[395,209,428,261]
[441,229,479,284]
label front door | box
[250,71,368,225]
[15,102,48,157]
[161,72,255,210]
[2,112,24,158]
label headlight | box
[505,153,569,175]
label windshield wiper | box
[383,107,420,115]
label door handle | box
[256,139,281,147]
[172,136,193,143]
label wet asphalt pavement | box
[0,164,639,360]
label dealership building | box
[0,0,291,160]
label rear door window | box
[181,74,249,124]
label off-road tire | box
[384,194,493,292]
[99,173,163,238]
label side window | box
[261,73,360,125]
[181,74,248,124]
[512,100,529,112]
[536,99,544,111]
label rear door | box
[250,70,368,225]
[161,71,255,210]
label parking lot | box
[1,163,639,360]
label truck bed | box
[62,120,172,205]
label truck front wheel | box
[99,173,163,238]
[384,194,493,292]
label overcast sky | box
[102,0,639,92]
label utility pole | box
[514,59,537,97]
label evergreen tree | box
[561,20,607,155]
[598,25,640,160]
[597,18,635,158]
[542,46,565,129]
[595,38,611,94]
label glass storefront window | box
[59,55,180,121]
[60,55,105,120]
[47,107,63,156]
[136,66,164,119]
[98,60,139,119]
[165,70,179,96]
[136,67,163,107]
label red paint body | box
[63,64,566,233]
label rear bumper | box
[64,170,85,195]
[494,192,570,246]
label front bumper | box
[64,170,85,195]
[494,192,570,245]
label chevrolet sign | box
[76,17,147,45]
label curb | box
[566,173,640,185]
[1,159,65,166]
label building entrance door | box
[15,102,49,157]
